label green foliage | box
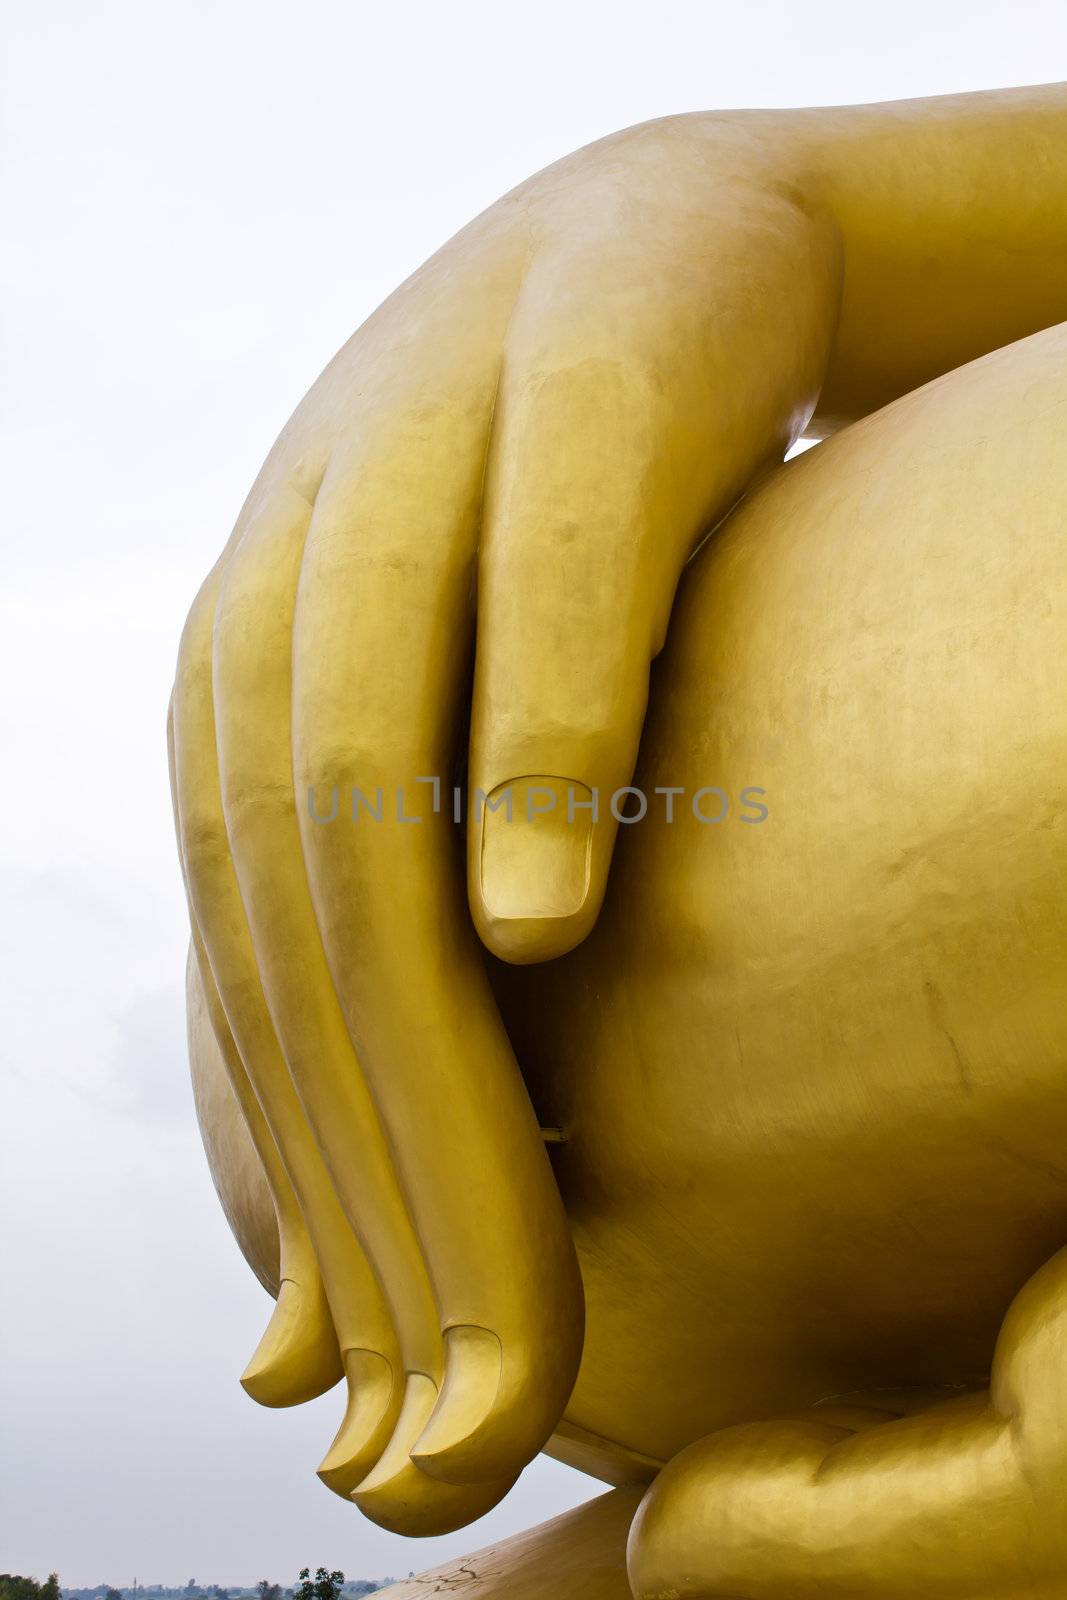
[2,1576,61,1600]
[294,1572,343,1600]
[256,1585,282,1600]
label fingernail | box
[354,1371,439,1499]
[409,1324,503,1481]
[240,1277,343,1408]
[479,776,593,920]
[316,1348,397,1498]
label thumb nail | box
[478,776,594,921]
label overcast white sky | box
[1,0,1063,1588]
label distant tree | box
[1,1576,61,1600]
[104,1588,122,1600]
[256,1585,281,1600]
[294,1571,343,1600]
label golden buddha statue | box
[172,82,1067,1597]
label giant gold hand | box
[173,84,1067,1536]
[186,299,1067,1593]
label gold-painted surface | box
[175,82,1067,1593]
[374,1487,641,1599]
[187,943,279,1298]
[508,323,1067,1595]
